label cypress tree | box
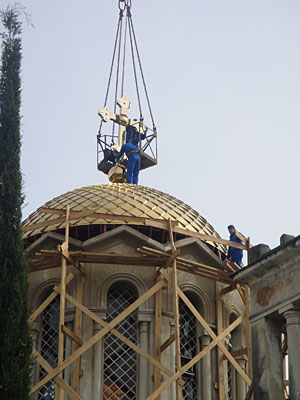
[0,6,33,400]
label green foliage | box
[0,6,33,400]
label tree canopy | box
[0,6,33,400]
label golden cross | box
[98,95,148,150]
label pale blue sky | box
[2,0,300,249]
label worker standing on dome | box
[227,225,244,266]
[116,142,140,184]
[126,120,147,146]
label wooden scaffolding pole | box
[216,281,225,399]
[31,279,167,395]
[56,205,70,400]
[168,220,183,400]
[33,349,80,400]
[64,290,184,385]
[146,314,245,400]
[154,272,162,398]
[29,273,74,324]
[72,268,85,393]
[28,206,253,399]
[245,284,253,398]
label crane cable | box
[98,7,124,141]
[112,7,124,139]
[128,13,156,131]
[98,0,156,143]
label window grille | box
[103,285,138,399]
[38,296,60,400]
[179,298,198,400]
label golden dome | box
[22,184,225,252]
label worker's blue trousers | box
[231,252,243,267]
[126,153,140,184]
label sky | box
[1,0,300,250]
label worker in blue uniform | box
[116,142,140,184]
[101,148,116,164]
[126,121,146,147]
[227,225,244,266]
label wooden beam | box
[237,283,246,305]
[245,382,254,400]
[159,268,251,385]
[22,216,66,232]
[30,279,167,395]
[146,314,246,400]
[235,231,249,246]
[222,347,248,361]
[168,219,183,400]
[58,246,86,276]
[139,246,230,277]
[177,284,251,386]
[72,271,84,393]
[172,259,183,400]
[154,274,162,398]
[33,349,80,400]
[23,207,246,251]
[61,325,83,346]
[228,261,241,272]
[138,246,233,284]
[29,273,74,323]
[23,207,177,233]
[220,284,237,297]
[31,249,168,267]
[168,219,176,253]
[245,285,253,390]
[164,249,180,268]
[57,205,70,400]
[173,226,247,250]
[160,334,176,353]
[216,281,225,400]
[64,289,185,386]
[247,237,251,265]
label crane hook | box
[119,0,131,11]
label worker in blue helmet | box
[227,225,244,266]
[116,142,140,184]
[126,120,146,147]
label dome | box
[22,184,225,252]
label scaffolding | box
[25,206,253,400]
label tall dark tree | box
[0,6,32,400]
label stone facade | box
[234,235,300,400]
[28,225,245,400]
[25,184,247,399]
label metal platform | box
[98,151,157,175]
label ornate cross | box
[98,95,147,150]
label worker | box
[227,225,244,266]
[116,142,140,184]
[126,120,146,147]
[101,148,116,164]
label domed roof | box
[22,184,225,251]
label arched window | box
[179,298,198,399]
[38,295,60,400]
[103,284,138,399]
